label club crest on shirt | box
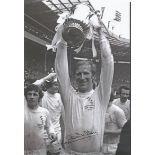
[84,97,95,110]
[37,115,47,129]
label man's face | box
[75,64,93,93]
[120,88,130,103]
[24,81,31,89]
[26,90,40,109]
[47,82,59,94]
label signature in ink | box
[64,130,98,144]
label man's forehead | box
[76,60,91,65]
[27,90,39,94]
[76,64,91,72]
[121,89,130,93]
[48,82,58,88]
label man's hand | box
[48,133,57,143]
[46,44,53,51]
[44,73,57,82]
[91,16,105,40]
[96,18,106,36]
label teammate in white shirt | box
[55,22,114,154]
[42,77,64,155]
[34,73,65,154]
[102,93,127,155]
[113,86,130,120]
[24,84,57,155]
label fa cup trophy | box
[50,3,103,57]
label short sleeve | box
[115,107,127,128]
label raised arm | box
[97,23,114,106]
[55,25,71,106]
[33,73,57,87]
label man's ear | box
[38,99,42,105]
[92,72,96,81]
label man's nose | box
[80,73,85,79]
[30,94,34,98]
[124,94,128,98]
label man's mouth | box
[79,81,87,85]
[28,100,35,103]
[79,83,89,88]
[122,98,127,102]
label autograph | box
[64,130,98,144]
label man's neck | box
[28,105,39,110]
[47,91,55,95]
[78,88,93,93]
[120,98,128,104]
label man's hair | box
[119,86,130,94]
[73,60,96,76]
[46,81,59,89]
[24,84,43,100]
[24,78,36,86]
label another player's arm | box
[33,73,57,88]
[127,102,130,120]
[45,111,57,142]
[105,109,127,135]
[116,108,127,128]
[104,129,122,135]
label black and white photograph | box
[3,1,155,155]
[24,0,130,155]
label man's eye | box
[76,73,80,76]
[122,93,129,95]
[84,72,89,75]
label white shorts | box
[24,149,46,155]
[47,131,62,153]
[101,144,117,155]
[60,148,104,155]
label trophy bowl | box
[61,4,93,49]
[62,18,90,49]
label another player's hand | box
[46,44,53,51]
[48,133,57,143]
